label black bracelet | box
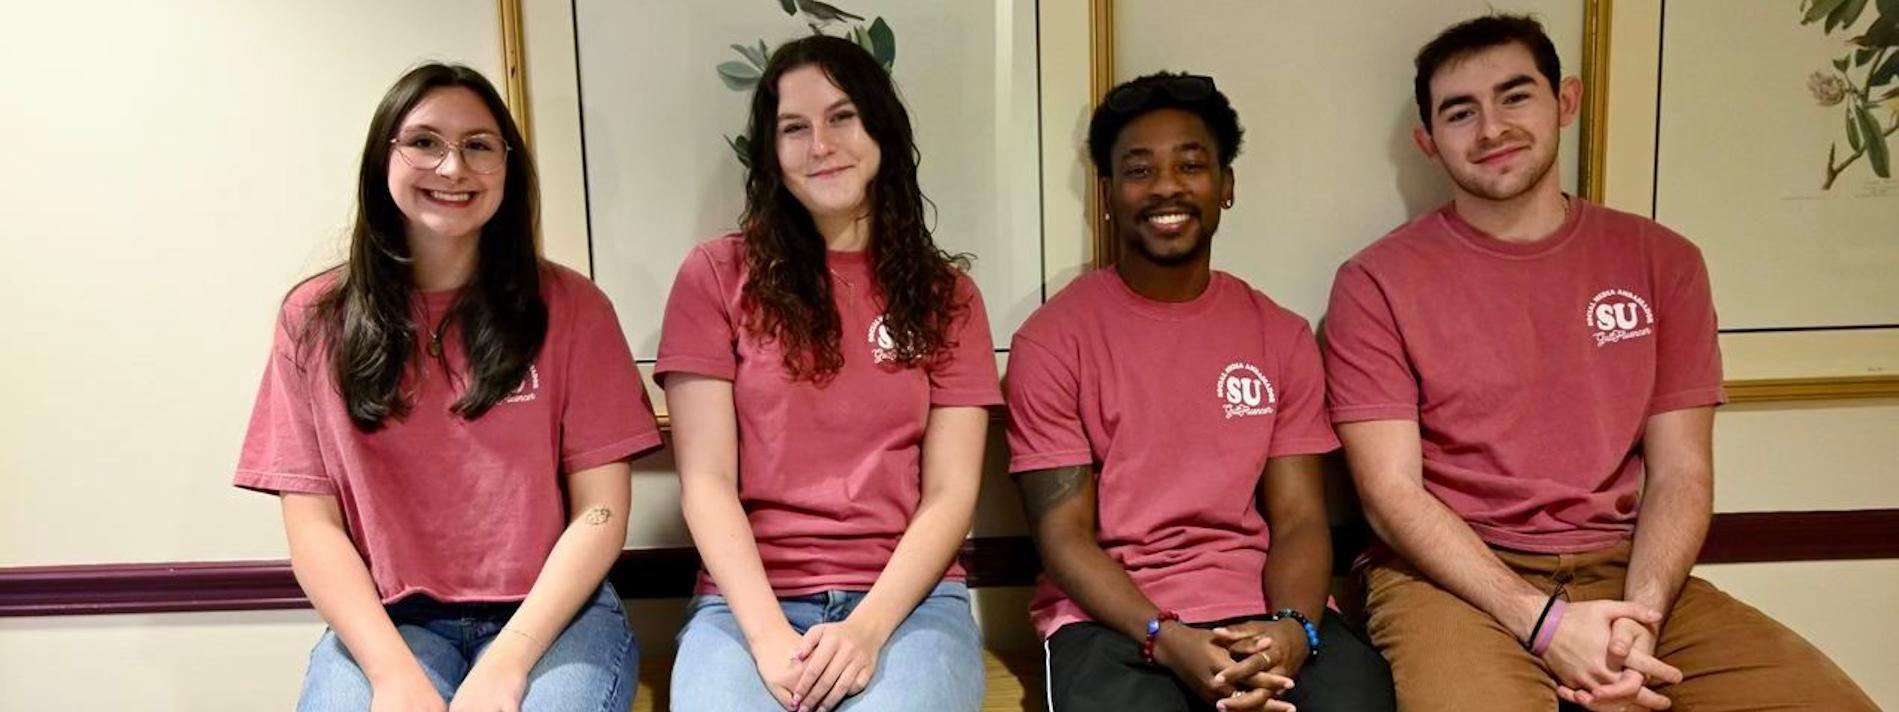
[1523,584,1566,651]
[1265,609,1321,660]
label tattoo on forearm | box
[1017,466,1090,522]
[583,506,612,525]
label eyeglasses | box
[389,131,510,174]
[1103,74,1217,113]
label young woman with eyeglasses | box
[234,63,661,712]
[657,36,999,711]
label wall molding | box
[4,512,1895,617]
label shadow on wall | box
[1388,101,1453,220]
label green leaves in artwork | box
[1854,102,1892,177]
[1854,14,1899,46]
[717,60,761,90]
[1807,0,1849,24]
[1828,0,1872,32]
[868,17,895,68]
[779,0,797,16]
[726,132,753,170]
[1870,51,1899,88]
[733,42,768,69]
[1847,107,1865,151]
[845,17,895,70]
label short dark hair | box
[1087,71,1244,174]
[1414,14,1562,128]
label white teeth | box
[1148,213,1189,227]
[428,190,472,202]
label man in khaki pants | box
[1322,13,1879,712]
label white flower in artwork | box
[1808,71,1849,106]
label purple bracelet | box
[1528,599,1568,656]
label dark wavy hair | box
[302,63,546,431]
[1414,14,1562,128]
[738,34,969,382]
[1087,71,1244,174]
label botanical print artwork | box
[1802,0,1899,188]
[714,0,897,167]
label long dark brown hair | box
[302,63,546,431]
[739,35,969,382]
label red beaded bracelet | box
[1141,610,1181,663]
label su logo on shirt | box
[1215,362,1276,419]
[503,365,541,404]
[1583,289,1655,348]
[868,316,898,364]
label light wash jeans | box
[671,581,984,711]
[297,582,637,712]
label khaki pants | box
[1363,542,1879,712]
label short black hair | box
[1087,71,1244,174]
[1414,14,1562,128]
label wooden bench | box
[629,649,1045,712]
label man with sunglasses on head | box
[1324,15,1878,712]
[1006,71,1395,712]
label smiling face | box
[1414,41,1580,204]
[773,64,882,227]
[385,86,507,245]
[1106,108,1233,267]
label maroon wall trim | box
[4,512,1895,617]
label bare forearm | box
[1038,532,1165,640]
[1340,420,1546,638]
[1262,517,1331,623]
[284,508,418,684]
[1017,465,1163,640]
[1363,483,1545,637]
[854,406,987,637]
[483,498,629,671]
[681,482,792,647]
[852,486,976,637]
[1627,408,1717,622]
[1625,468,1711,619]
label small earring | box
[1102,212,1112,222]
[1223,198,1234,209]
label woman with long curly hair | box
[234,63,661,711]
[658,35,997,711]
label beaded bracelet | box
[1265,608,1321,660]
[1141,610,1181,663]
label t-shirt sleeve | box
[927,275,1003,407]
[1322,260,1421,423]
[1004,333,1092,473]
[1648,234,1726,414]
[654,245,739,383]
[1270,321,1341,457]
[233,306,337,496]
[558,280,664,473]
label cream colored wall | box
[2,1,1893,710]
[0,2,503,565]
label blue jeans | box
[671,581,984,711]
[297,582,637,712]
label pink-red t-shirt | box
[654,234,1003,597]
[1323,198,1725,553]
[234,264,663,603]
[1006,269,1339,639]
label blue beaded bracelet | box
[1265,608,1320,659]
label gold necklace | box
[423,304,452,357]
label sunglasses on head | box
[1104,74,1216,113]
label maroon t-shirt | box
[655,235,1003,596]
[235,264,663,602]
[1324,198,1726,553]
[1006,269,1339,638]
